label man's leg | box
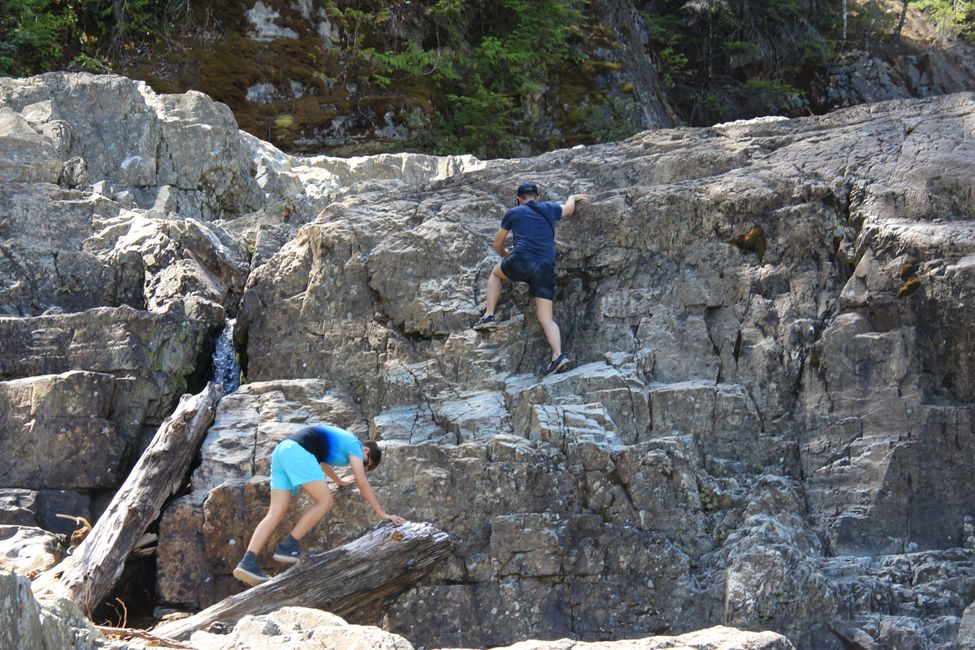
[475,263,508,331]
[534,297,562,359]
[245,489,292,553]
[289,480,334,540]
[484,263,507,316]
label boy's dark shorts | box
[501,253,556,300]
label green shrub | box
[353,0,588,157]
[1,0,193,76]
[0,0,76,75]
[743,78,802,111]
[913,0,975,40]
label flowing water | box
[212,318,240,394]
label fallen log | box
[153,521,451,641]
[32,382,222,610]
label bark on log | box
[153,521,451,641]
[32,383,222,610]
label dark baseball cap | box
[516,182,539,196]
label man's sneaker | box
[233,554,270,586]
[545,354,570,375]
[273,537,304,564]
[473,314,498,332]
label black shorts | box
[501,253,556,300]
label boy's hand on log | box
[384,514,407,525]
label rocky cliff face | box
[1,73,974,649]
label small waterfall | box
[213,317,240,394]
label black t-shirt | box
[288,426,330,463]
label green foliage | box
[638,0,842,123]
[846,0,899,46]
[325,0,391,78]
[329,0,589,157]
[913,0,975,40]
[372,43,457,87]
[643,13,690,87]
[688,88,732,124]
[636,0,892,125]
[698,486,719,511]
[0,0,186,76]
[743,78,802,111]
[797,32,837,67]
[0,0,76,75]
[72,52,108,73]
[444,86,525,156]
[430,0,587,155]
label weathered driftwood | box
[32,383,222,610]
[94,625,193,649]
[153,521,451,640]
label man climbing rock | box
[233,424,406,586]
[474,182,590,375]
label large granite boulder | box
[187,607,414,650]
[0,307,209,533]
[185,609,793,650]
[0,183,138,316]
[1,72,975,650]
[0,567,104,650]
[0,306,209,430]
[0,73,264,217]
[215,92,974,649]
[0,106,63,184]
[484,626,795,649]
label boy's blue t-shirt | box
[318,425,364,465]
[500,201,563,263]
[291,425,364,465]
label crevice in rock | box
[403,362,455,445]
[513,312,531,375]
[558,260,600,364]
[704,306,724,385]
[903,472,914,554]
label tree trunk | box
[111,0,127,54]
[842,0,849,42]
[895,0,909,39]
[32,383,222,611]
[153,521,451,641]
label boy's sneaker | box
[545,354,570,375]
[233,554,270,586]
[273,537,304,564]
[473,314,498,331]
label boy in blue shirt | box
[233,424,406,586]
[474,182,590,375]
